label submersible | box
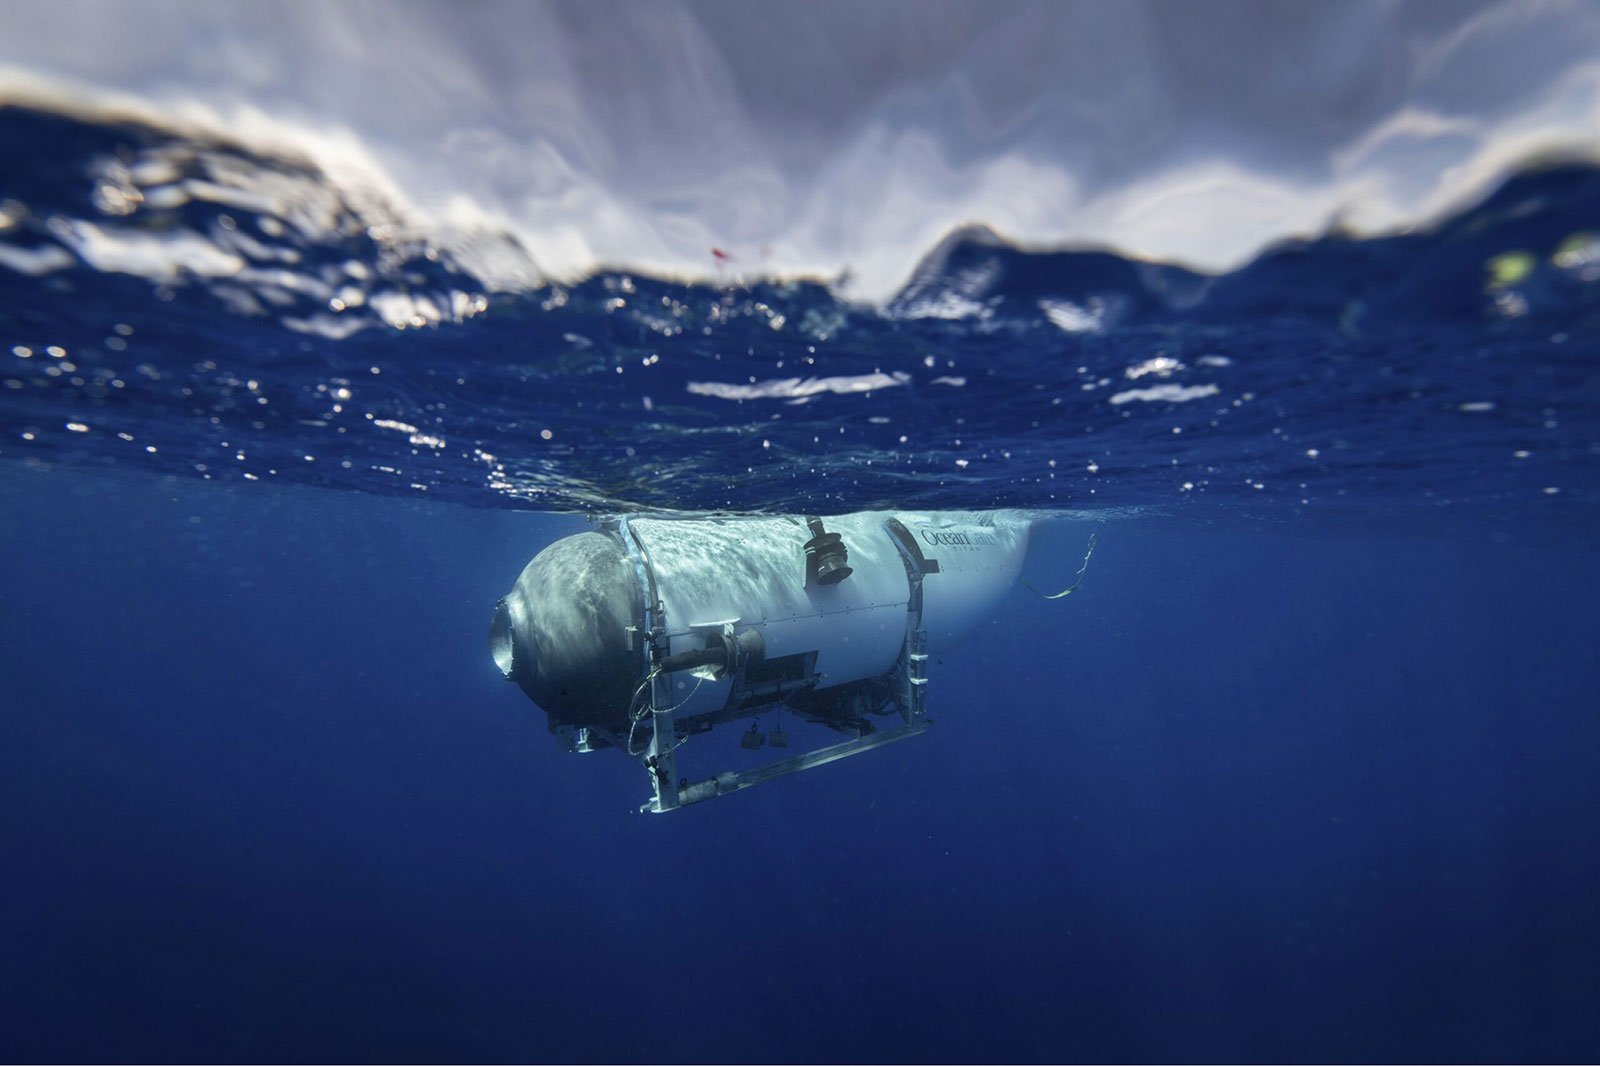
[490,510,1089,811]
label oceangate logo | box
[919,526,997,548]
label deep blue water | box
[3,103,1600,1061]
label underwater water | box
[2,95,1600,1064]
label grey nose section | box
[491,531,643,726]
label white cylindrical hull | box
[629,510,1032,716]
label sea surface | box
[2,102,1599,1062]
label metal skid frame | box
[616,515,938,813]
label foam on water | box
[1,4,1598,519]
[1,94,1596,519]
[4,1,1600,299]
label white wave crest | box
[2,0,1599,302]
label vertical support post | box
[884,518,934,725]
[617,515,681,814]
[903,623,928,725]
[646,670,680,812]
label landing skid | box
[642,720,928,812]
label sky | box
[2,0,1599,299]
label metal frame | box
[669,721,930,808]
[615,515,685,811]
[619,515,941,814]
